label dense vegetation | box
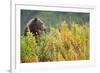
[21,21,89,63]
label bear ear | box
[34,17,38,21]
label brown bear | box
[24,17,47,36]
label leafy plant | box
[21,32,38,63]
[21,21,89,63]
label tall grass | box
[21,21,89,63]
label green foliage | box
[35,34,48,61]
[21,22,89,63]
[21,32,38,62]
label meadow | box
[21,21,89,63]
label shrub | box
[21,32,38,63]
[21,21,89,62]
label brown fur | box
[24,17,46,36]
